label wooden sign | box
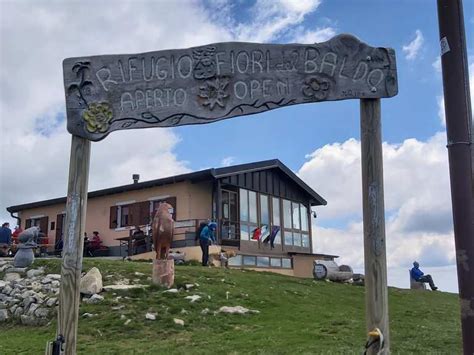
[63,34,398,141]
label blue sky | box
[1,0,473,292]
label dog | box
[209,249,237,268]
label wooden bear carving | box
[152,202,174,260]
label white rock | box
[218,306,260,315]
[111,305,125,310]
[3,285,12,295]
[27,303,40,316]
[34,307,49,318]
[124,319,131,325]
[173,318,184,326]
[184,284,195,290]
[14,306,23,317]
[134,272,145,276]
[80,267,103,295]
[45,274,61,280]
[4,273,21,282]
[41,278,52,284]
[26,268,44,278]
[180,308,188,314]
[145,312,156,320]
[82,313,96,318]
[46,297,57,307]
[83,294,104,304]
[51,280,60,288]
[201,308,210,315]
[0,309,8,322]
[163,288,179,293]
[120,314,126,319]
[0,280,8,289]
[184,295,201,303]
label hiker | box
[199,222,217,266]
[410,261,438,291]
[0,222,12,256]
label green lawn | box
[0,259,461,354]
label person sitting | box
[132,226,147,254]
[0,222,12,257]
[410,261,438,291]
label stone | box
[0,280,7,289]
[20,314,39,325]
[83,294,104,304]
[0,302,6,309]
[82,313,96,318]
[51,280,60,288]
[27,303,40,316]
[0,309,8,322]
[46,297,57,307]
[218,306,260,315]
[145,313,156,320]
[34,307,49,318]
[80,267,103,295]
[201,308,210,315]
[6,267,27,274]
[14,248,35,268]
[41,278,52,284]
[4,273,21,282]
[23,296,36,309]
[124,319,131,325]
[0,263,13,273]
[10,304,18,314]
[14,306,23,317]
[3,284,13,295]
[26,268,44,278]
[163,288,179,294]
[173,318,184,326]
[184,295,201,303]
[111,305,125,310]
[152,259,174,289]
[45,274,61,280]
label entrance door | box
[221,189,239,245]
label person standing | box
[199,222,216,266]
[410,261,438,291]
[0,222,12,256]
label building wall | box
[18,180,213,252]
[292,254,336,278]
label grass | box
[0,259,461,354]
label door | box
[221,189,238,244]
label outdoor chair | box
[409,270,426,290]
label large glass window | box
[119,205,130,227]
[243,256,256,266]
[301,205,309,231]
[257,256,270,267]
[228,255,242,266]
[273,228,281,245]
[293,232,302,247]
[260,194,269,225]
[283,199,292,228]
[292,202,301,230]
[240,225,249,240]
[249,191,257,223]
[240,189,248,222]
[284,231,292,246]
[282,258,292,269]
[302,234,310,248]
[270,258,282,267]
[272,197,280,226]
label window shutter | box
[25,219,32,229]
[138,201,151,225]
[110,206,118,229]
[129,203,141,227]
[56,214,64,246]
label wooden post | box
[360,99,390,354]
[56,135,91,354]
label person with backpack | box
[199,221,217,266]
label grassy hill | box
[0,259,461,354]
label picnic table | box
[116,233,152,257]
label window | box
[302,234,310,248]
[283,199,292,228]
[240,189,248,222]
[272,197,280,226]
[228,255,242,266]
[249,191,257,223]
[284,231,292,246]
[257,256,270,267]
[120,205,130,227]
[270,258,282,267]
[293,232,302,247]
[292,202,301,230]
[273,228,281,245]
[243,255,256,266]
[240,225,249,241]
[282,258,292,269]
[260,194,269,225]
[300,205,309,232]
[50,221,55,231]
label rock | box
[163,288,179,293]
[103,284,147,291]
[26,268,44,278]
[23,296,35,309]
[83,294,104,304]
[145,312,156,320]
[0,309,8,322]
[46,298,57,307]
[185,284,195,290]
[134,272,145,276]
[201,308,210,315]
[4,273,21,282]
[111,305,125,310]
[27,303,40,316]
[34,307,49,318]
[30,281,42,291]
[180,308,188,314]
[80,267,103,295]
[45,274,61,280]
[0,302,6,309]
[124,319,131,325]
[14,306,23,317]
[82,313,96,318]
[14,248,35,268]
[10,304,17,314]
[184,295,201,303]
[41,278,52,284]
[51,280,60,288]
[173,318,184,326]
[0,263,13,273]
[3,285,13,295]
[0,280,8,289]
[20,314,46,326]
[218,306,260,315]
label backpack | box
[195,222,208,241]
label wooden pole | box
[57,135,91,354]
[360,98,390,354]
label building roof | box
[7,159,326,213]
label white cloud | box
[291,26,336,43]
[402,29,424,60]
[220,156,236,167]
[301,132,455,270]
[432,56,441,73]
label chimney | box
[132,174,140,184]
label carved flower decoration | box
[82,102,113,133]
[302,76,330,101]
[198,78,229,110]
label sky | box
[0,0,473,293]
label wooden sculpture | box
[152,202,175,260]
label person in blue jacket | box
[410,261,438,290]
[199,222,216,266]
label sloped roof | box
[7,159,326,213]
